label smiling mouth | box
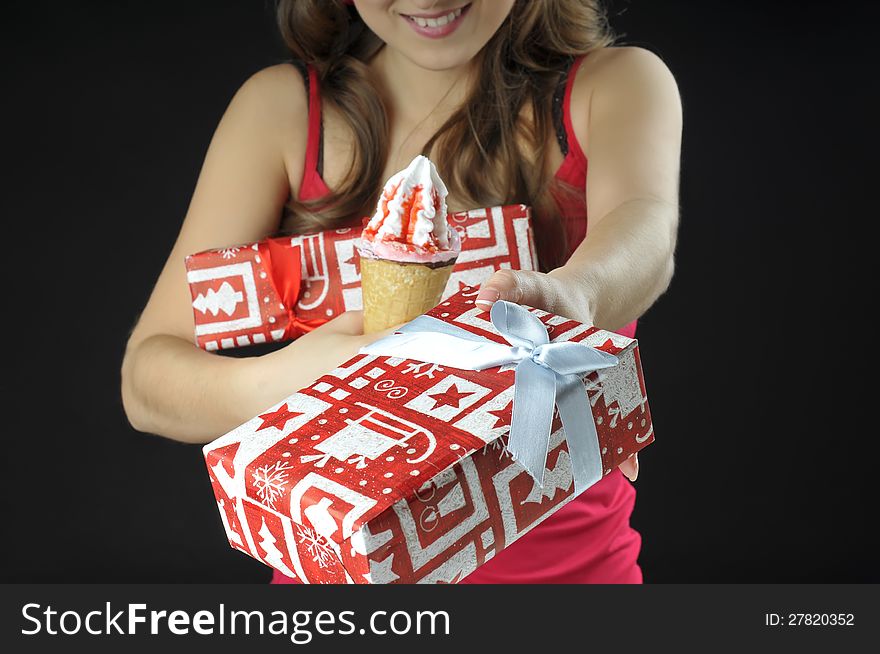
[401,3,471,29]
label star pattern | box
[343,250,362,276]
[486,406,511,429]
[427,383,475,410]
[366,554,399,584]
[600,338,623,355]
[256,404,304,432]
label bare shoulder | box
[216,63,308,154]
[569,47,682,146]
[580,46,678,89]
[232,63,307,112]
[224,63,310,190]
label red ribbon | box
[258,237,328,340]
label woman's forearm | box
[552,197,678,331]
[120,312,381,445]
[121,334,271,444]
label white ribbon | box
[360,301,619,493]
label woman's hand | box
[243,311,399,415]
[474,268,639,483]
[281,310,393,372]
[474,268,595,325]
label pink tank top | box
[273,55,642,584]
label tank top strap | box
[561,54,589,165]
[289,59,329,201]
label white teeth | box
[409,7,464,29]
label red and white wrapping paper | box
[203,287,655,584]
[185,205,537,351]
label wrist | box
[546,265,599,325]
[232,350,282,420]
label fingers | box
[359,323,404,346]
[619,454,639,482]
[316,312,402,343]
[474,269,554,313]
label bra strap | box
[304,64,324,178]
[561,54,589,163]
[552,56,575,157]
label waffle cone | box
[360,257,455,334]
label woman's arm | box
[121,64,326,444]
[475,47,682,330]
[123,313,381,444]
[557,46,681,330]
[475,48,682,482]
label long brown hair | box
[277,0,614,270]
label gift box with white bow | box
[185,205,537,351]
[202,287,654,584]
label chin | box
[404,50,475,72]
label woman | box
[121,0,682,583]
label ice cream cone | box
[360,257,455,333]
[357,155,460,334]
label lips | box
[401,3,471,29]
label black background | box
[1,0,876,583]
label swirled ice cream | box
[357,155,461,333]
[358,155,461,265]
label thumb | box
[474,269,553,313]
[359,322,405,346]
[619,454,639,482]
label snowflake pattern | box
[481,439,512,461]
[251,460,291,509]
[218,247,241,259]
[401,361,445,379]
[296,524,337,569]
[606,405,624,428]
